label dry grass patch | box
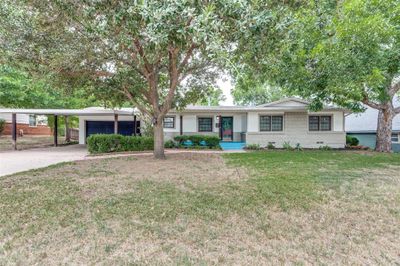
[0,135,69,151]
[0,151,400,264]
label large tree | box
[232,76,288,105]
[0,0,247,158]
[0,65,98,109]
[234,0,400,152]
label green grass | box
[1,151,400,264]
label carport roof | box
[0,107,139,116]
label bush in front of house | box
[245,144,262,150]
[346,135,360,146]
[173,135,220,148]
[87,134,153,154]
[0,119,5,135]
[164,140,176,148]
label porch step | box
[219,142,246,151]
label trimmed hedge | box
[174,135,220,147]
[346,135,360,146]
[87,134,153,154]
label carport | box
[0,108,139,150]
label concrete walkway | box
[0,145,88,177]
[0,146,245,177]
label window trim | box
[309,115,332,132]
[163,116,175,129]
[259,115,284,132]
[197,117,213,132]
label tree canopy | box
[0,0,255,158]
[0,65,98,108]
[197,87,226,106]
[233,0,400,151]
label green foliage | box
[282,141,293,150]
[245,144,262,150]
[233,81,288,106]
[197,87,227,106]
[0,119,5,135]
[164,140,176,149]
[174,135,220,148]
[234,0,400,111]
[87,134,153,154]
[0,0,248,112]
[319,145,332,151]
[346,135,360,146]
[267,143,276,149]
[0,65,99,109]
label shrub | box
[267,142,275,149]
[282,141,293,150]
[246,144,262,150]
[319,145,332,150]
[164,140,176,148]
[0,119,5,135]
[295,143,303,151]
[87,134,154,154]
[346,135,359,146]
[174,135,220,148]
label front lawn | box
[1,151,399,264]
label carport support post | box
[114,114,118,134]
[54,115,58,147]
[65,115,71,143]
[180,115,183,135]
[133,115,137,136]
[11,113,17,150]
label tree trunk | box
[153,121,165,159]
[375,107,394,152]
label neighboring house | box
[345,98,400,152]
[78,98,347,148]
[0,113,51,135]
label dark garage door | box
[86,121,140,139]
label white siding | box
[246,112,346,148]
[182,115,197,132]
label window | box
[198,117,213,132]
[260,115,283,131]
[260,116,271,131]
[391,133,399,143]
[29,114,37,127]
[163,116,175,128]
[309,115,332,131]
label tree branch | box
[389,79,400,96]
[395,106,400,114]
[179,42,197,74]
[362,98,385,110]
[133,39,153,75]
[160,46,180,116]
[120,86,152,117]
[59,69,114,78]
[362,92,385,110]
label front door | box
[221,117,233,141]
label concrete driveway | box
[0,145,88,177]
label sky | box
[217,78,234,106]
